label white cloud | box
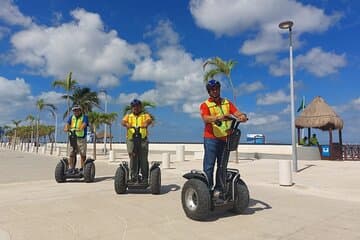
[270,47,347,77]
[144,19,180,48]
[190,0,341,65]
[0,0,32,27]
[334,96,360,113]
[237,81,264,96]
[131,21,207,108]
[256,90,289,105]
[0,76,33,120]
[245,112,280,126]
[37,91,64,105]
[10,8,150,87]
[295,47,346,77]
[98,74,120,88]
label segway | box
[55,130,95,183]
[114,127,161,194]
[181,116,250,221]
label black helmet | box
[206,79,221,92]
[71,104,81,111]
[130,99,142,107]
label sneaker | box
[213,189,221,198]
[79,168,83,174]
[67,168,75,175]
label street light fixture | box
[279,20,298,172]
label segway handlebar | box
[219,114,248,130]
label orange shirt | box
[200,98,238,140]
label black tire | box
[231,180,250,214]
[84,162,96,183]
[55,161,66,183]
[181,179,211,221]
[114,167,127,194]
[150,167,161,194]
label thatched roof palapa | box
[295,96,343,130]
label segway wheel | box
[181,179,211,221]
[114,167,127,194]
[55,161,66,183]
[231,180,249,214]
[84,161,96,183]
[150,167,161,194]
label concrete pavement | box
[0,148,359,240]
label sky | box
[0,0,359,144]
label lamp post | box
[100,89,108,154]
[279,20,298,172]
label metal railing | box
[342,145,360,160]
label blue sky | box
[0,0,359,144]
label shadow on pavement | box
[161,184,181,194]
[94,176,115,182]
[202,198,272,222]
[297,164,316,173]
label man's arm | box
[121,115,130,128]
[200,102,223,123]
[143,114,153,128]
[233,110,248,122]
[78,115,89,130]
[63,116,72,132]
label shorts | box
[69,137,87,157]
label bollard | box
[56,147,60,156]
[279,160,293,186]
[176,145,185,162]
[41,146,46,154]
[109,150,115,162]
[162,152,170,169]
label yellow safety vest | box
[125,113,151,140]
[70,115,85,138]
[205,99,231,137]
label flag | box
[297,98,306,112]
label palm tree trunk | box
[36,114,40,153]
[50,134,54,155]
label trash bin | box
[320,145,330,159]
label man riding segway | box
[114,99,161,194]
[54,104,95,183]
[181,80,249,220]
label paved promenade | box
[0,148,359,240]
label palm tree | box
[25,115,36,145]
[88,111,105,160]
[11,120,22,149]
[52,71,78,120]
[102,112,118,151]
[203,57,237,104]
[36,99,57,153]
[65,87,100,116]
